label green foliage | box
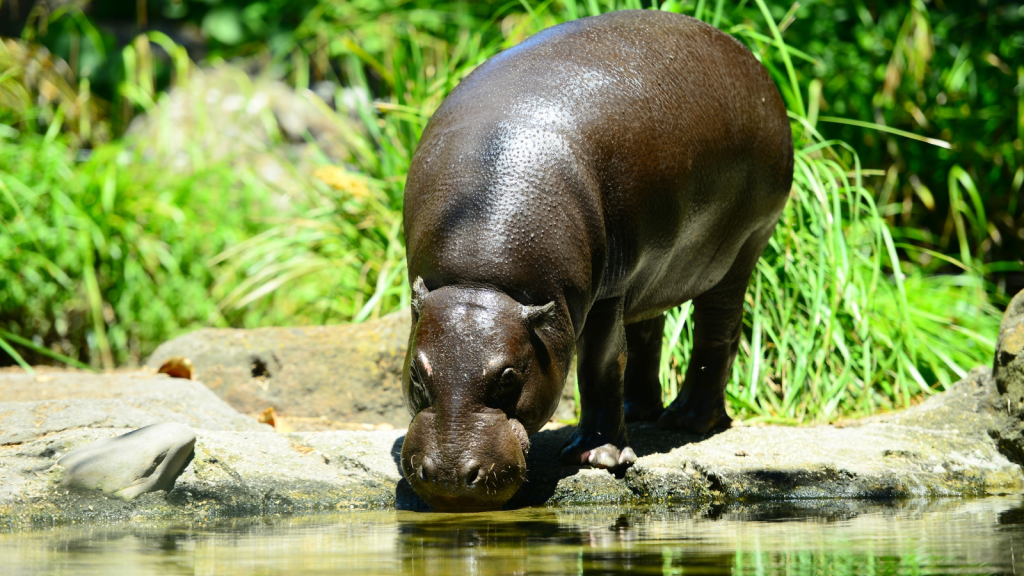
[646,0,1001,421]
[0,131,275,367]
[0,0,1012,422]
[781,0,1024,288]
[19,1,1024,282]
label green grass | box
[0,130,272,367]
[0,0,1006,422]
[272,0,1002,422]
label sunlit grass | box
[0,130,281,367]
[257,0,1002,421]
[0,0,1005,422]
[654,0,1000,421]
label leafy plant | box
[217,0,1003,421]
[0,0,1009,424]
[0,118,285,367]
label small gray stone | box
[58,423,196,500]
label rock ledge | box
[1,364,1021,529]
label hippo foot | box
[656,398,732,434]
[559,430,637,470]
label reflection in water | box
[2,497,1022,575]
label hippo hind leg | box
[559,298,637,470]
[623,314,666,422]
[658,229,773,434]
[655,288,740,434]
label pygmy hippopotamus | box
[399,10,794,510]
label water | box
[3,497,1022,575]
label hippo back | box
[404,10,793,327]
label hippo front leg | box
[560,298,637,470]
[623,314,667,422]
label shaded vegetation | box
[0,0,1019,422]
[788,0,1024,293]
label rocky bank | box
[2,291,1024,529]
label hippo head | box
[400,278,572,510]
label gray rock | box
[58,423,196,500]
[0,371,263,446]
[505,369,1024,507]
[146,309,579,428]
[0,425,392,524]
[993,289,1024,465]
[287,429,407,482]
[171,428,394,512]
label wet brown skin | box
[400,10,793,510]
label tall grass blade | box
[817,116,952,149]
[0,334,35,374]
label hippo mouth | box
[508,417,531,456]
[400,409,529,511]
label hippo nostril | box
[415,455,437,484]
[460,460,485,487]
[471,465,492,486]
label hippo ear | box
[522,301,557,332]
[411,277,429,323]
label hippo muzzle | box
[401,407,528,510]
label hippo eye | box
[498,367,521,397]
[409,363,431,411]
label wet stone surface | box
[994,289,1024,466]
[3,291,1023,527]
[1,360,1022,529]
